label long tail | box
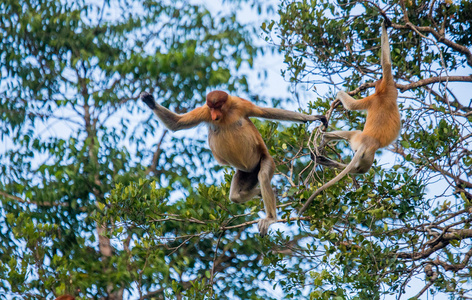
[299,145,366,216]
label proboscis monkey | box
[300,21,400,215]
[140,91,327,235]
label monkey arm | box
[336,91,374,111]
[248,106,327,126]
[257,155,277,236]
[381,21,393,83]
[140,92,210,131]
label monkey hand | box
[258,217,276,237]
[306,115,328,127]
[316,115,328,128]
[140,92,157,110]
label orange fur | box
[300,21,400,215]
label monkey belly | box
[208,126,263,172]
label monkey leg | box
[317,145,376,174]
[314,130,372,172]
[322,130,361,143]
[229,166,261,204]
[319,130,362,151]
[257,155,277,236]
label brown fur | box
[140,90,326,235]
[206,90,228,108]
[300,22,400,215]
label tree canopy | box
[1,0,471,299]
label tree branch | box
[392,22,472,67]
[220,216,311,231]
[347,76,472,98]
[0,190,74,208]
[390,145,472,189]
[396,75,472,93]
[145,130,168,175]
[434,247,472,272]
[396,229,472,260]
[414,271,438,299]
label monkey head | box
[206,90,228,121]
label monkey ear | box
[140,92,157,110]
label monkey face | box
[206,90,229,121]
[210,108,223,121]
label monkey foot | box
[319,115,328,128]
[311,154,330,164]
[140,92,157,110]
[258,218,276,237]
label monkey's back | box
[363,91,400,148]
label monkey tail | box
[298,145,366,216]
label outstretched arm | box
[244,100,327,126]
[140,92,210,132]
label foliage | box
[0,0,267,298]
[1,0,472,299]
[260,0,472,298]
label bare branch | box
[434,248,472,272]
[347,82,375,96]
[346,76,472,98]
[220,216,311,231]
[0,190,73,208]
[397,75,472,93]
[396,229,472,260]
[145,130,169,175]
[390,145,472,189]
[149,216,206,225]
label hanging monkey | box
[299,21,400,215]
[141,91,327,235]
